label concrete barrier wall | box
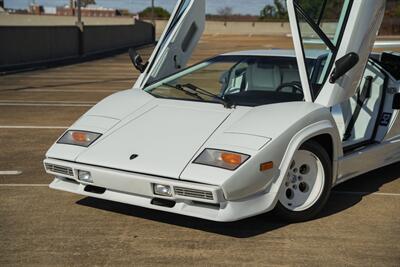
[153,20,339,37]
[0,26,79,67]
[83,21,154,55]
[0,21,154,72]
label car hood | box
[76,103,231,178]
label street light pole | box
[151,0,155,26]
[76,0,82,25]
[75,0,84,56]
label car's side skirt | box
[336,137,400,185]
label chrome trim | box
[174,186,214,200]
[44,163,74,177]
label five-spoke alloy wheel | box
[275,140,332,222]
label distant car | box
[44,0,400,222]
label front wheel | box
[275,140,332,222]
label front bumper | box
[44,158,277,222]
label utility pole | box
[75,0,84,56]
[151,0,155,26]
[76,0,82,26]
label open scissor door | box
[287,0,386,106]
[135,0,205,89]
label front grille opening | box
[84,185,106,194]
[151,198,176,208]
[45,163,74,177]
[191,201,220,210]
[174,187,214,200]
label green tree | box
[395,5,400,17]
[260,5,276,19]
[274,0,287,19]
[139,6,170,19]
[260,0,287,20]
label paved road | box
[0,35,399,266]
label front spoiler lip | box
[44,158,278,222]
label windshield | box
[145,55,316,107]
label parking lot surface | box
[0,35,399,266]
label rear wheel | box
[275,140,332,222]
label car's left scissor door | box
[135,0,205,89]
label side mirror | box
[330,52,359,83]
[393,93,400,110]
[129,48,148,73]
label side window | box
[332,62,386,147]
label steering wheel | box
[276,82,304,96]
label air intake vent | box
[174,187,214,200]
[45,163,74,177]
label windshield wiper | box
[180,83,235,109]
[162,83,205,101]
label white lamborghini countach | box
[44,0,400,222]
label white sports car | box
[44,0,400,222]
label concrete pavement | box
[0,35,399,266]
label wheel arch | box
[270,120,341,202]
[303,134,334,163]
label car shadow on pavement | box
[76,162,400,238]
[318,161,400,219]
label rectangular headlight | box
[78,170,93,183]
[193,149,250,170]
[153,184,172,197]
[57,130,101,147]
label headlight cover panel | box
[57,130,102,147]
[193,149,250,171]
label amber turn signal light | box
[260,161,273,172]
[221,153,242,165]
[72,131,89,142]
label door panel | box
[331,62,386,148]
[287,0,386,107]
[135,0,205,89]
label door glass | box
[294,0,352,95]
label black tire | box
[274,140,333,222]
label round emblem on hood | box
[129,154,138,160]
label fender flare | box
[268,120,341,207]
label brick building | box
[56,6,117,17]
[56,0,117,17]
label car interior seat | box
[246,63,281,91]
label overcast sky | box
[4,0,274,15]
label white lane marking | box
[0,100,97,104]
[0,103,94,107]
[0,184,48,187]
[0,171,22,175]
[0,126,68,129]
[333,191,400,197]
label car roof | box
[221,50,328,59]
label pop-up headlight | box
[193,149,250,170]
[57,130,101,147]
